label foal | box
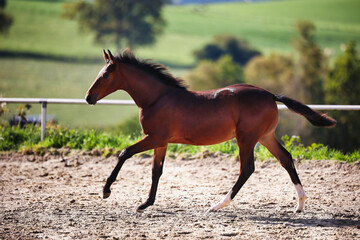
[86,49,336,212]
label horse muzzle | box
[85,93,98,105]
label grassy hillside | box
[0,58,138,126]
[0,0,359,127]
[2,0,360,64]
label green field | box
[1,0,359,127]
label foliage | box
[244,53,294,95]
[256,135,359,163]
[0,125,40,151]
[244,20,331,146]
[292,20,327,104]
[185,55,244,90]
[107,116,143,138]
[193,35,261,66]
[0,124,135,154]
[326,41,360,104]
[0,125,358,162]
[319,41,360,152]
[16,104,31,121]
[0,0,13,35]
[0,102,7,117]
[1,0,360,65]
[276,135,359,163]
[62,0,167,50]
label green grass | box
[0,58,138,126]
[162,0,360,57]
[2,0,98,59]
[1,0,360,127]
[0,125,359,162]
[2,0,360,63]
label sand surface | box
[1,152,359,239]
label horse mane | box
[115,49,188,91]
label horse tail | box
[273,94,336,128]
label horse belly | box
[170,115,236,146]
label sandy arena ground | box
[0,151,359,239]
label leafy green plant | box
[0,125,358,162]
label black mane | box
[115,49,188,91]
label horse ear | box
[107,49,115,63]
[103,49,109,63]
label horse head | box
[85,50,119,105]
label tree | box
[320,41,360,152]
[62,0,167,50]
[244,53,294,95]
[244,53,306,140]
[292,20,327,104]
[185,55,244,91]
[244,21,329,144]
[0,0,13,35]
[193,35,261,66]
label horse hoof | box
[136,207,145,213]
[295,208,304,213]
[136,204,148,213]
[207,207,217,213]
[136,201,153,213]
[103,191,111,199]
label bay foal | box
[86,50,336,212]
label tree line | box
[185,21,360,152]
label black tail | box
[274,95,336,128]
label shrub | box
[185,55,244,90]
[194,35,261,66]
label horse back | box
[140,84,278,145]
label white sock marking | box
[208,190,232,212]
[295,184,307,212]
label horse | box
[85,49,336,213]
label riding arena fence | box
[1,97,360,141]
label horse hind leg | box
[259,133,307,212]
[208,136,256,212]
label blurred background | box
[0,0,359,152]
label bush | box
[185,55,244,90]
[107,116,143,138]
[244,53,294,95]
[194,35,261,66]
[0,125,358,162]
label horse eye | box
[103,72,109,79]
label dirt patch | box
[1,152,359,239]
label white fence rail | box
[1,97,360,141]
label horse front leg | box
[103,135,165,199]
[137,145,168,212]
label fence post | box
[41,101,47,141]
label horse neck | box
[120,64,168,109]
